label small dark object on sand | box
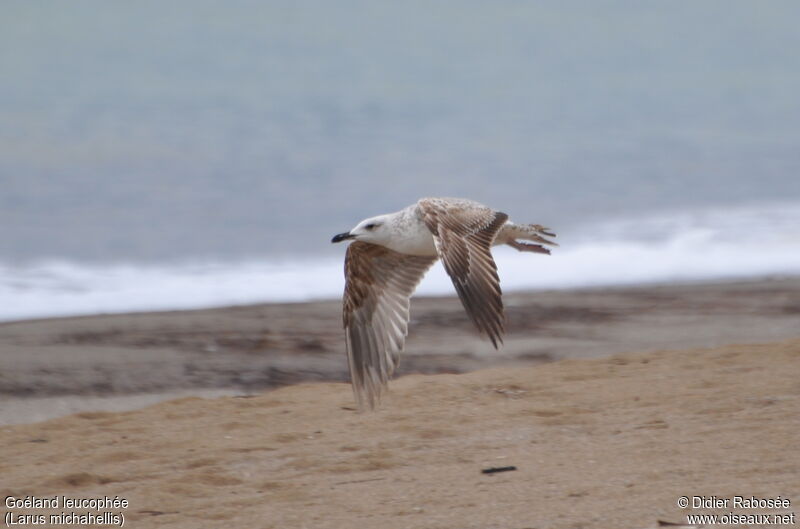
[481,466,517,474]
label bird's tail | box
[499,223,558,254]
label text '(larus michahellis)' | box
[332,197,557,409]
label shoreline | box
[1,275,799,425]
[2,273,798,326]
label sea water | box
[2,2,799,320]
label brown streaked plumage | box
[418,198,508,347]
[343,241,436,410]
[333,197,556,409]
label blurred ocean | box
[2,1,799,320]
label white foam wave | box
[2,202,799,322]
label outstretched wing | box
[343,241,437,409]
[418,198,508,347]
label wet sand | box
[1,277,799,424]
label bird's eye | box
[365,223,377,230]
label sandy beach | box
[1,277,799,528]
[1,341,798,528]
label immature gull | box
[331,197,556,409]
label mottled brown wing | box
[343,241,437,409]
[418,198,508,347]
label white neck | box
[381,209,437,256]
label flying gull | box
[331,197,556,409]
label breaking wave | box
[2,202,799,322]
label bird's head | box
[331,215,391,245]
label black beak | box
[331,232,355,243]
